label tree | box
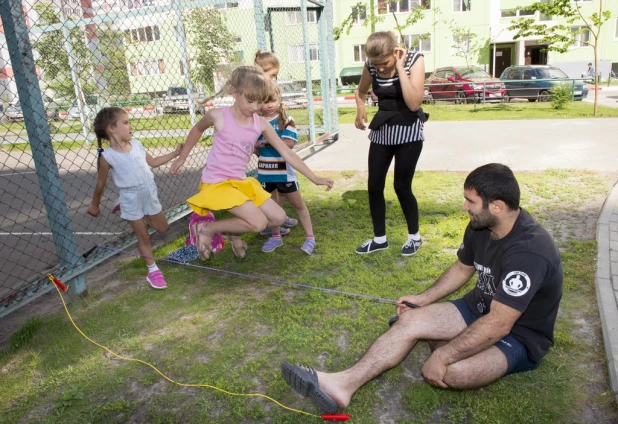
[32,1,130,100]
[96,24,131,97]
[334,1,429,49]
[32,1,96,99]
[185,7,237,93]
[507,0,612,116]
[446,20,487,69]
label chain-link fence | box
[0,0,337,317]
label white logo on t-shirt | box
[459,243,464,250]
[502,271,531,297]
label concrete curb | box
[595,180,618,404]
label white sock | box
[147,263,159,273]
[374,235,387,244]
[408,233,421,242]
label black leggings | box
[368,141,423,237]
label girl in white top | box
[88,107,182,290]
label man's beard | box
[469,208,498,230]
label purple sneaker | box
[147,270,168,289]
[259,227,291,236]
[301,237,316,255]
[283,217,298,227]
[262,237,283,252]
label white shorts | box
[119,183,162,221]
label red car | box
[426,66,506,104]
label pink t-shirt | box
[201,106,263,184]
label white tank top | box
[101,139,154,189]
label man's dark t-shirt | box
[457,209,563,362]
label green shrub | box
[550,83,574,110]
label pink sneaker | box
[147,270,167,289]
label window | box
[523,69,537,80]
[216,2,238,9]
[451,35,470,55]
[353,45,366,62]
[285,10,317,25]
[402,34,431,52]
[410,0,431,9]
[351,6,366,24]
[130,59,165,76]
[504,68,519,80]
[377,0,431,14]
[453,0,471,12]
[571,26,591,47]
[288,43,319,63]
[124,25,160,44]
[501,8,535,18]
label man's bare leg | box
[443,346,508,389]
[313,302,467,408]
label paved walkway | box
[308,117,618,403]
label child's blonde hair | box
[264,79,289,130]
[365,31,398,61]
[254,50,280,74]
[200,66,269,104]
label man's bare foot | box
[315,371,352,409]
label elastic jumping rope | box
[47,274,349,421]
[49,244,419,421]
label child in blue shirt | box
[257,80,316,255]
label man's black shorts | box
[261,181,299,194]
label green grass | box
[1,100,616,146]
[1,170,616,423]
[339,101,618,124]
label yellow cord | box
[51,279,321,419]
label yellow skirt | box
[187,177,271,216]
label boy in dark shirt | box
[280,163,563,413]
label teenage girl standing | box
[354,31,428,256]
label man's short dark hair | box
[464,163,520,211]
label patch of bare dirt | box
[0,215,190,350]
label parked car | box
[366,88,433,106]
[500,65,589,102]
[4,102,23,122]
[426,66,506,104]
[278,80,308,109]
[160,86,206,114]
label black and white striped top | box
[366,50,425,145]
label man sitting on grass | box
[280,163,563,413]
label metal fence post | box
[254,0,266,52]
[317,3,331,134]
[301,0,316,144]
[173,0,198,126]
[324,0,339,138]
[0,0,85,294]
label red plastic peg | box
[321,414,350,421]
[48,274,68,292]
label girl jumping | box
[170,66,333,260]
[88,107,183,289]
